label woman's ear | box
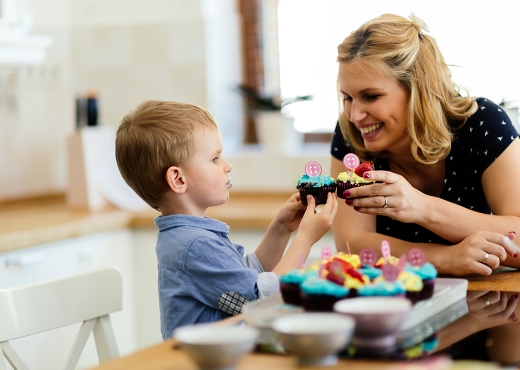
[165,166,187,194]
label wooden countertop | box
[0,192,293,253]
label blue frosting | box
[297,174,335,188]
[300,278,350,298]
[423,336,439,352]
[405,262,438,280]
[358,266,382,280]
[280,270,318,285]
[358,280,406,296]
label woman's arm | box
[332,155,520,275]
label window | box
[277,0,520,134]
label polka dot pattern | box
[330,97,519,244]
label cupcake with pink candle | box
[296,161,336,206]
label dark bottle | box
[86,90,98,126]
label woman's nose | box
[348,100,368,123]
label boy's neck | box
[157,195,207,218]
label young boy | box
[115,100,338,339]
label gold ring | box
[383,196,388,209]
[483,294,491,306]
[482,252,490,265]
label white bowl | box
[333,297,411,349]
[271,313,355,366]
[174,324,258,370]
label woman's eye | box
[364,94,379,101]
[342,94,352,102]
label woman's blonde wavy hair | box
[337,13,478,165]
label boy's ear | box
[165,166,187,194]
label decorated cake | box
[279,242,438,309]
[297,161,336,206]
[336,153,375,199]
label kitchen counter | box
[0,192,294,253]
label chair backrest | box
[0,267,122,370]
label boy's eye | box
[212,157,219,163]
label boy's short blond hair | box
[115,100,218,211]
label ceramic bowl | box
[174,324,258,370]
[271,312,355,366]
[333,297,411,349]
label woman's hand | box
[443,231,520,276]
[343,170,428,224]
[272,192,306,233]
[466,290,519,324]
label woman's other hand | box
[443,231,520,276]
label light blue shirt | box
[155,214,279,339]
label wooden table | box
[91,270,520,370]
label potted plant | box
[236,85,312,155]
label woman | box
[330,13,520,276]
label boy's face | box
[182,126,232,213]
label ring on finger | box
[382,196,388,209]
[483,294,491,306]
[482,252,490,265]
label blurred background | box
[2,1,520,368]
[1,0,519,203]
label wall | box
[0,0,243,201]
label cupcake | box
[404,248,438,301]
[357,263,406,298]
[336,154,375,199]
[297,161,336,206]
[300,277,350,312]
[279,269,318,305]
[397,270,424,304]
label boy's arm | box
[254,192,305,271]
[272,193,338,276]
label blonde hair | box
[115,100,218,211]
[337,13,478,165]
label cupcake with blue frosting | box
[297,161,336,205]
[404,248,438,301]
[279,269,318,305]
[300,277,350,312]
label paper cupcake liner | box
[298,185,337,205]
[280,282,302,306]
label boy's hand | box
[273,192,306,233]
[298,192,338,243]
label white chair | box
[0,267,122,370]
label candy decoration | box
[305,161,322,177]
[359,248,378,267]
[321,244,332,261]
[298,254,305,269]
[408,248,426,267]
[397,254,407,271]
[346,241,352,256]
[354,162,375,177]
[343,153,360,170]
[381,240,391,258]
[382,263,400,282]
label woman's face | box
[339,60,410,154]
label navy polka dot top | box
[330,98,519,245]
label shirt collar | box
[154,214,230,233]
